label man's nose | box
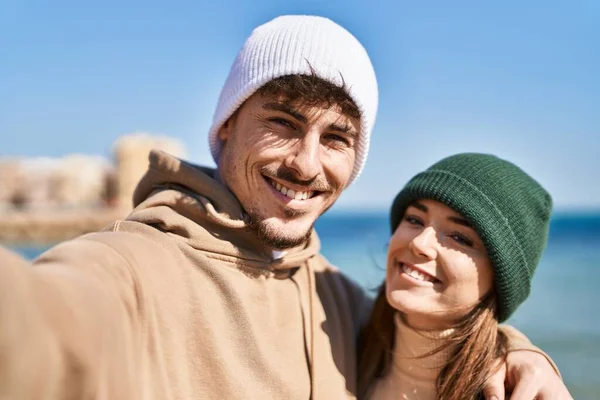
[284,134,322,181]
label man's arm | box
[0,236,141,399]
[500,324,560,375]
[481,324,573,400]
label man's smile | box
[263,175,326,210]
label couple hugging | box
[0,15,571,400]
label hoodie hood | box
[128,150,320,271]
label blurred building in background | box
[0,133,186,245]
[113,133,186,208]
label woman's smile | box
[393,258,442,286]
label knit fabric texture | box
[208,15,378,185]
[389,153,553,322]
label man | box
[0,15,570,399]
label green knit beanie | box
[390,153,553,322]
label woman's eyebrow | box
[410,201,428,212]
[448,216,472,228]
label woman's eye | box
[450,232,474,247]
[403,215,423,226]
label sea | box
[11,211,600,399]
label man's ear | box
[218,117,235,141]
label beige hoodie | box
[0,151,555,400]
[0,150,369,400]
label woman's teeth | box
[400,263,434,283]
[268,179,313,201]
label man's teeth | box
[401,263,434,283]
[269,179,313,201]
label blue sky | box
[1,0,598,211]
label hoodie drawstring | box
[306,258,316,400]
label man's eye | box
[324,134,350,146]
[269,118,296,129]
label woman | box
[359,153,553,400]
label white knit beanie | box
[208,15,378,184]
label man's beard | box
[246,209,314,250]
[242,165,329,249]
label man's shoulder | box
[311,253,369,301]
[310,253,339,273]
[310,253,374,333]
[67,219,178,268]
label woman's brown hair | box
[357,284,507,400]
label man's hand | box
[482,350,573,400]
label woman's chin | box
[386,289,451,329]
[387,288,426,314]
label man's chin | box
[249,216,314,250]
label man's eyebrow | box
[327,123,357,138]
[448,216,472,228]
[262,102,307,123]
[263,102,358,137]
